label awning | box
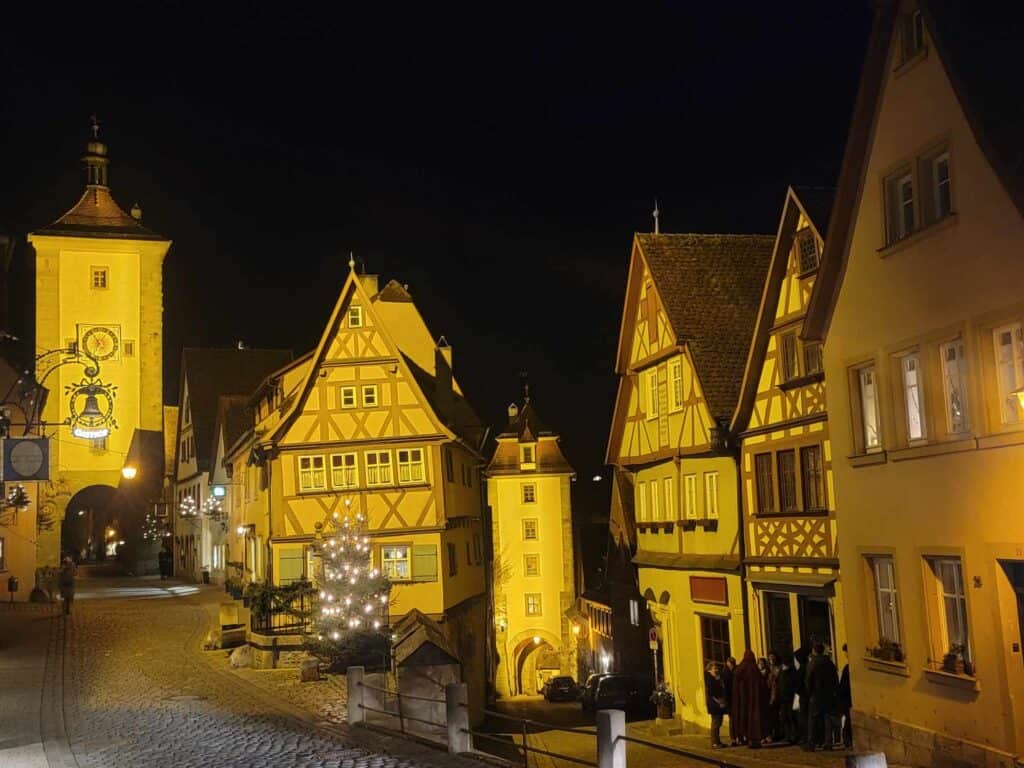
[750,571,836,596]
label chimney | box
[359,274,379,296]
[435,337,453,425]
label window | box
[886,171,915,243]
[298,455,327,492]
[700,615,731,666]
[995,323,1024,424]
[331,453,357,489]
[473,534,482,564]
[123,340,135,358]
[669,359,683,411]
[940,340,969,434]
[91,267,108,289]
[362,385,378,408]
[522,483,536,504]
[522,518,538,541]
[629,599,640,627]
[339,386,357,409]
[447,542,457,576]
[754,453,775,514]
[382,545,411,581]
[901,353,926,441]
[780,332,799,382]
[348,305,363,328]
[365,451,393,486]
[524,554,540,577]
[800,445,825,511]
[804,342,823,376]
[859,366,882,451]
[900,10,925,63]
[445,450,454,482]
[663,477,674,520]
[703,472,719,519]
[683,474,697,519]
[869,556,901,644]
[796,228,819,273]
[525,593,542,616]
[520,444,535,466]
[279,546,306,585]
[926,556,972,666]
[921,150,952,224]
[637,482,647,522]
[0,536,5,570]
[777,450,797,512]
[650,479,660,521]
[397,448,425,484]
[645,368,658,419]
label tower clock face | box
[80,325,120,361]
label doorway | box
[764,592,794,658]
[1000,561,1024,669]
[798,595,834,651]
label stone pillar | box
[347,666,365,724]
[446,683,472,754]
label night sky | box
[0,3,872,531]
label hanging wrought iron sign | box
[65,377,118,439]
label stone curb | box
[39,613,80,768]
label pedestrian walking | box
[838,644,853,748]
[721,656,737,744]
[805,643,839,750]
[158,548,172,580]
[731,650,769,747]
[705,662,729,748]
[59,556,77,615]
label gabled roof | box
[486,400,575,476]
[731,187,834,433]
[178,348,293,473]
[498,400,551,440]
[805,1,1024,340]
[634,233,775,423]
[209,395,251,477]
[34,186,164,240]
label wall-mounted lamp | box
[121,466,137,480]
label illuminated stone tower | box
[29,122,171,565]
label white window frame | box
[887,171,916,243]
[683,474,697,520]
[362,384,379,408]
[649,480,660,521]
[870,555,901,645]
[381,545,411,581]
[703,472,720,519]
[940,339,969,434]
[994,322,1024,425]
[340,386,357,409]
[858,365,882,452]
[668,359,683,411]
[348,305,363,328]
[522,518,538,541]
[396,448,425,485]
[525,593,542,617]
[298,455,327,492]
[901,352,926,442]
[629,598,640,627]
[523,554,541,577]
[330,452,358,489]
[520,443,536,466]
[637,482,647,522]
[780,331,799,382]
[522,483,537,504]
[645,368,659,420]
[932,151,951,220]
[796,228,819,273]
[927,556,972,665]
[663,477,674,521]
[365,450,393,486]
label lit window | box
[525,593,542,616]
[522,484,536,504]
[901,353,926,441]
[780,332,799,382]
[636,482,647,522]
[754,453,774,514]
[348,305,363,328]
[940,340,969,434]
[777,451,797,513]
[381,545,411,581]
[886,171,915,243]
[330,453,358,489]
[298,455,327,492]
[520,444,536,466]
[683,474,697,519]
[340,386,357,409]
[669,359,683,411]
[397,448,425,484]
[858,366,882,451]
[91,267,108,289]
[524,554,540,577]
[868,555,901,645]
[365,451,393,486]
[925,556,972,669]
[645,368,659,419]
[663,477,674,520]
[703,472,719,519]
[800,445,825,511]
[629,598,639,627]
[362,385,378,408]
[804,342,823,375]
[522,518,538,541]
[796,228,819,273]
[994,323,1024,424]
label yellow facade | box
[30,136,169,566]
[807,4,1024,764]
[486,404,576,697]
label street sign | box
[649,627,659,650]
[2,437,50,482]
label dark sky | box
[0,2,872,531]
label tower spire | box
[653,198,661,234]
[83,116,110,188]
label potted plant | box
[870,637,904,662]
[650,682,675,720]
[942,643,966,674]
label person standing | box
[775,656,798,743]
[58,556,77,615]
[731,651,769,747]
[792,644,811,745]
[721,656,737,745]
[838,644,853,748]
[805,643,839,750]
[705,662,729,748]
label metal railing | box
[616,734,744,768]
[356,680,448,735]
[465,709,597,767]
[249,585,316,635]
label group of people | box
[703,643,852,751]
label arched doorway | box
[60,485,120,563]
[511,631,561,696]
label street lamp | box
[121,465,137,480]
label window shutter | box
[412,544,438,582]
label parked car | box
[541,676,579,702]
[580,673,654,716]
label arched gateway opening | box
[60,484,122,563]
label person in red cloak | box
[731,650,769,746]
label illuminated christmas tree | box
[306,508,391,670]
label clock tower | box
[29,123,171,566]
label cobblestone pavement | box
[57,576,481,768]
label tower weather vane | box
[90,114,100,139]
[653,198,661,234]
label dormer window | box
[900,10,925,64]
[348,305,363,328]
[520,443,536,468]
[796,228,819,273]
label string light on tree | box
[178,495,197,518]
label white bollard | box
[596,709,626,768]
[845,754,888,768]
[445,682,472,754]
[347,666,365,725]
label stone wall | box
[853,710,1017,768]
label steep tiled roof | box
[487,400,574,475]
[498,401,550,440]
[636,233,775,422]
[402,354,487,450]
[35,186,163,240]
[180,348,293,472]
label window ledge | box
[797,266,820,281]
[696,518,719,532]
[889,437,977,462]
[778,371,825,392]
[863,657,910,677]
[976,430,1024,451]
[848,451,887,468]
[893,46,928,78]
[877,213,958,259]
[753,509,830,520]
[923,667,980,691]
